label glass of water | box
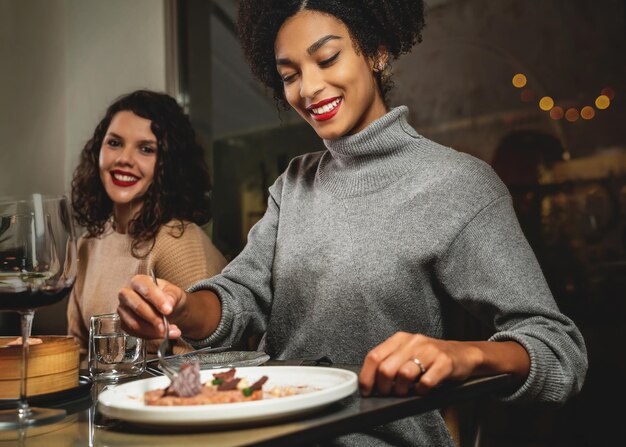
[88,313,146,382]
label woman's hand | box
[118,274,222,341]
[117,274,185,340]
[359,332,529,397]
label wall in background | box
[0,0,67,198]
[391,0,626,163]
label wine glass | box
[0,194,78,429]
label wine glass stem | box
[18,310,34,419]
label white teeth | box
[311,98,341,115]
[113,173,138,182]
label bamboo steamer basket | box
[0,336,80,399]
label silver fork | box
[150,269,177,381]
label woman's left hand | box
[358,331,483,397]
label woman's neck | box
[112,201,141,234]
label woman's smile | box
[110,169,141,187]
[307,96,343,121]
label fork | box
[150,269,177,381]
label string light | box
[510,74,615,122]
[565,108,579,122]
[595,95,610,109]
[520,89,534,102]
[549,106,564,120]
[539,96,554,111]
[512,73,527,88]
[580,106,595,120]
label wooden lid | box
[0,336,80,398]
[0,336,80,378]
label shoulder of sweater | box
[268,149,326,193]
[150,221,217,263]
[154,220,210,246]
[150,221,227,279]
[409,137,509,198]
[285,150,326,174]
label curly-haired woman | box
[118,3,587,444]
[68,89,227,354]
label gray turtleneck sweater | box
[188,106,587,446]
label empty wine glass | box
[0,194,78,429]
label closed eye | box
[319,52,340,67]
[281,72,297,84]
[279,51,340,84]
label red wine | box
[0,285,74,312]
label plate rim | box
[98,365,357,426]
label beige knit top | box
[67,220,227,354]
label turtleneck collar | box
[317,106,426,197]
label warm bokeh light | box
[565,108,579,122]
[600,87,615,100]
[520,89,534,102]
[550,106,564,120]
[580,106,595,120]
[539,96,554,111]
[512,73,527,88]
[509,75,613,123]
[595,95,610,109]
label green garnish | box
[212,378,224,385]
[242,387,253,397]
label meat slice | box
[164,362,202,397]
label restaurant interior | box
[1,0,625,446]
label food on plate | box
[164,361,203,397]
[144,367,269,406]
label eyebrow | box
[276,34,342,66]
[106,132,157,145]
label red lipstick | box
[110,170,139,187]
[307,97,342,122]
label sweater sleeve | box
[435,194,588,403]
[151,222,228,289]
[183,177,283,349]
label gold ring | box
[412,357,426,375]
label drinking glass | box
[0,194,78,429]
[88,313,146,382]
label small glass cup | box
[88,313,146,382]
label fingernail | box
[162,303,172,313]
[158,323,164,333]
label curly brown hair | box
[71,90,212,257]
[237,0,425,109]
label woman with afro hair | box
[118,3,587,445]
[68,90,227,354]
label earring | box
[374,61,387,73]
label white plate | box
[97,366,358,427]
